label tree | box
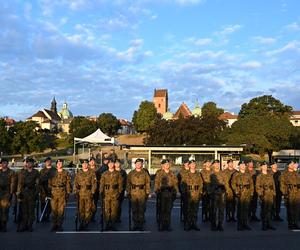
[0,119,12,154]
[145,115,226,145]
[69,116,97,140]
[202,102,224,117]
[224,115,293,161]
[239,95,292,118]
[133,101,158,133]
[97,113,120,136]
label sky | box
[0,0,300,121]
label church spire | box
[51,97,57,113]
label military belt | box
[52,185,66,188]
[215,185,225,191]
[188,185,199,190]
[79,184,92,190]
[105,184,119,190]
[238,184,250,189]
[131,184,145,190]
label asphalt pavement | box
[1,197,300,250]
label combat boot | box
[267,224,276,230]
[217,223,224,231]
[1,222,7,233]
[28,223,33,232]
[51,224,57,232]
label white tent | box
[74,128,116,144]
[73,129,117,163]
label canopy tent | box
[73,129,117,163]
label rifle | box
[128,195,131,231]
[39,197,51,222]
[75,195,79,231]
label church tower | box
[153,89,168,115]
[51,97,57,114]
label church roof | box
[44,109,62,121]
[58,102,73,120]
[154,89,168,98]
[173,102,192,119]
[219,112,238,120]
[28,111,48,119]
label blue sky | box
[0,0,300,120]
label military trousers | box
[131,195,147,225]
[211,192,225,227]
[51,194,66,226]
[0,197,10,222]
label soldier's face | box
[108,162,115,170]
[164,163,170,171]
[135,162,142,170]
[189,162,196,171]
[89,160,96,167]
[82,162,88,170]
[271,164,277,172]
[56,162,63,170]
[248,162,254,169]
[1,162,8,169]
[184,162,189,169]
[228,162,233,169]
[239,164,246,172]
[45,160,52,167]
[294,163,298,171]
[213,163,220,172]
[27,162,33,169]
[115,162,121,169]
[261,164,267,172]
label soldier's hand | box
[148,194,152,198]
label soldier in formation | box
[200,160,212,222]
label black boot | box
[1,222,7,232]
[217,223,224,231]
[267,224,276,230]
[51,224,57,232]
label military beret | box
[260,161,268,166]
[26,158,35,163]
[108,158,116,163]
[103,158,109,162]
[44,156,52,162]
[182,158,189,164]
[270,160,277,165]
[203,160,211,164]
[81,159,89,164]
[189,159,196,164]
[56,159,64,163]
[135,158,144,164]
[287,159,296,165]
[115,159,121,164]
[238,160,246,165]
[212,159,220,164]
[89,157,96,161]
[227,159,233,164]
[161,159,170,164]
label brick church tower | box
[153,89,168,115]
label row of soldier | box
[0,156,300,233]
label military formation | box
[0,156,300,233]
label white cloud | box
[266,41,300,56]
[217,24,242,36]
[174,0,205,5]
[284,22,300,31]
[252,36,276,45]
[241,61,262,69]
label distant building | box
[290,111,300,127]
[173,102,192,119]
[27,98,73,133]
[219,112,238,127]
[1,117,16,130]
[118,118,134,134]
[153,89,168,116]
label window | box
[158,104,161,108]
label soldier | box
[48,159,72,232]
[232,161,254,231]
[126,158,150,230]
[89,157,99,222]
[0,158,16,232]
[201,160,212,222]
[100,159,123,231]
[182,160,203,231]
[256,162,276,230]
[177,158,190,223]
[74,159,97,231]
[17,158,40,232]
[210,160,228,231]
[247,160,260,222]
[280,160,300,230]
[223,159,237,222]
[154,159,179,231]
[115,159,127,223]
[270,161,283,221]
[39,157,56,222]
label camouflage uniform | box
[126,169,150,230]
[0,168,16,232]
[39,166,56,222]
[177,167,189,222]
[154,170,178,231]
[270,170,283,220]
[209,170,229,231]
[100,170,123,230]
[200,168,212,222]
[223,168,237,221]
[247,169,260,221]
[74,169,97,230]
[90,166,100,222]
[182,171,203,230]
[48,169,72,231]
[116,168,127,222]
[256,173,276,230]
[17,169,40,232]
[232,172,254,230]
[280,170,300,229]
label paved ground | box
[1,196,300,250]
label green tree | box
[133,101,158,133]
[97,113,120,136]
[0,119,12,154]
[69,116,97,140]
[239,95,292,118]
[202,102,224,117]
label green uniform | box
[39,166,56,222]
[116,168,127,222]
[48,169,72,230]
[256,172,276,229]
[0,168,16,232]
[154,170,178,231]
[200,168,212,222]
[17,168,40,232]
[100,170,123,230]
[90,166,100,222]
[126,169,150,230]
[209,170,229,231]
[74,169,97,230]
[280,170,300,229]
[223,168,237,221]
[232,171,254,230]
[177,167,189,222]
[270,170,282,220]
[182,171,203,230]
[247,169,259,220]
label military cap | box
[212,159,220,164]
[0,158,8,163]
[260,161,268,166]
[81,159,89,164]
[161,159,170,164]
[238,160,246,165]
[189,159,196,164]
[227,159,233,164]
[135,158,144,164]
[44,156,52,162]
